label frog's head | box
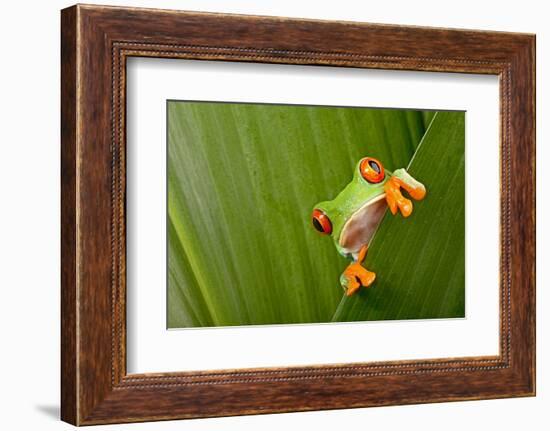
[312,157,389,258]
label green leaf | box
[332,111,465,322]
[421,110,437,130]
[167,102,431,328]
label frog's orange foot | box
[384,178,413,217]
[384,174,426,218]
[340,262,376,296]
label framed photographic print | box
[61,4,535,425]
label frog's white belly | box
[338,193,387,257]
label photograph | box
[167,101,465,328]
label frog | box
[311,156,426,296]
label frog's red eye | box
[312,209,332,235]
[360,157,385,183]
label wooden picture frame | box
[61,4,535,425]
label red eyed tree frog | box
[312,157,426,296]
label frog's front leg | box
[340,245,376,296]
[384,168,426,217]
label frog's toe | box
[397,196,413,218]
[384,177,414,217]
[345,279,362,296]
[340,273,360,296]
[393,169,427,201]
[408,183,426,200]
[357,269,376,289]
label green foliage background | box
[167,101,464,328]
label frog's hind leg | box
[340,245,376,296]
[356,243,369,263]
